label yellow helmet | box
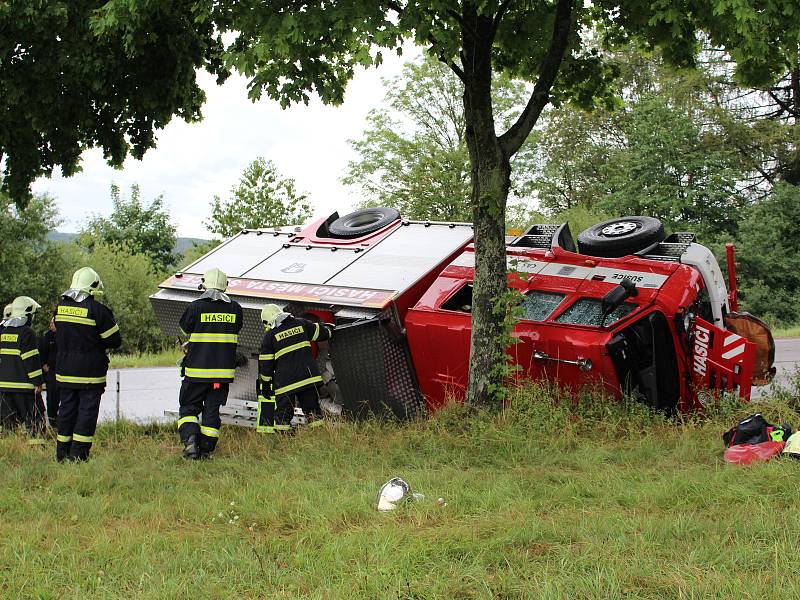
[10,296,41,318]
[71,267,104,295]
[200,268,228,292]
[261,304,283,329]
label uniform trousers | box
[57,388,104,462]
[0,391,36,435]
[270,385,322,430]
[177,380,228,454]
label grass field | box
[773,325,800,338]
[108,348,183,369]
[2,382,800,599]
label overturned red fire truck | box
[150,208,775,424]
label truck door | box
[689,316,757,403]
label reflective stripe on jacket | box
[0,324,43,391]
[180,298,243,383]
[54,296,121,389]
[258,316,331,396]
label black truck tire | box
[577,216,665,258]
[326,207,400,239]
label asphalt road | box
[96,338,800,423]
[752,337,799,399]
[98,366,181,423]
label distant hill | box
[47,231,77,243]
[47,231,209,255]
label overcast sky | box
[31,47,419,239]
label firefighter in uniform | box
[256,304,333,433]
[0,296,44,436]
[55,267,121,462]
[177,268,243,459]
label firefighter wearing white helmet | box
[176,267,243,459]
[256,303,333,433]
[54,267,121,462]
[0,296,44,437]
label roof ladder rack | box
[640,232,697,262]
[509,223,576,252]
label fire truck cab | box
[151,209,774,424]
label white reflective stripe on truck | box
[452,253,670,289]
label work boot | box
[183,435,200,460]
[56,440,72,463]
[69,443,91,462]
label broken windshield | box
[554,298,636,327]
[519,291,566,321]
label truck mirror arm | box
[600,279,639,327]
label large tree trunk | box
[461,7,512,408]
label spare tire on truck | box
[577,216,665,258]
[326,207,401,239]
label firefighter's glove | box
[235,351,248,368]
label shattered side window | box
[519,291,566,321]
[554,298,636,327]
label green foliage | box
[533,107,615,213]
[205,158,311,239]
[0,193,73,334]
[108,348,183,369]
[735,183,800,325]
[0,1,227,203]
[597,95,745,239]
[344,57,535,222]
[77,183,179,271]
[178,240,222,271]
[74,241,170,354]
[2,385,800,597]
[535,49,748,240]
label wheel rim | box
[600,221,638,237]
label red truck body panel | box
[406,244,757,412]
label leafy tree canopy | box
[0,193,72,331]
[735,182,800,325]
[344,57,536,222]
[75,240,171,354]
[205,157,311,239]
[77,183,179,271]
[0,0,226,203]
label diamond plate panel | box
[330,318,424,421]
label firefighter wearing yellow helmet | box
[0,296,44,437]
[176,268,243,459]
[256,303,333,433]
[54,267,121,462]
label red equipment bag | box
[723,441,785,465]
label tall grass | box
[1,383,799,599]
[773,324,800,339]
[108,347,183,369]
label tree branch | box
[492,0,515,35]
[387,1,403,15]
[768,90,793,115]
[499,0,574,157]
